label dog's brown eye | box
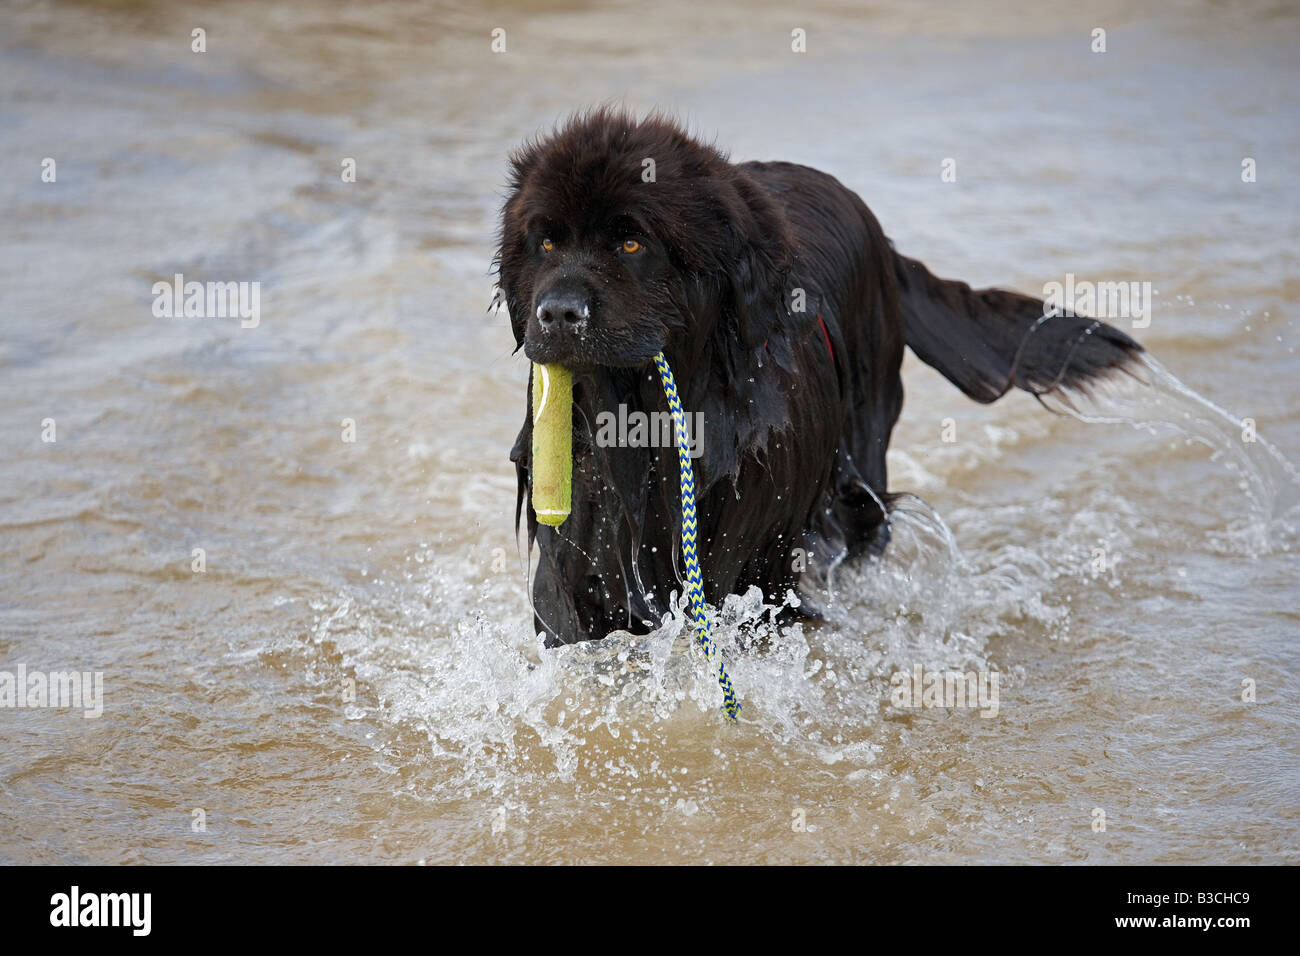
[621,239,641,254]
[541,238,554,252]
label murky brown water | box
[2,0,1298,864]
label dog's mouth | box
[522,301,666,369]
[523,337,664,370]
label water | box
[1,0,1297,864]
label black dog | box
[494,108,1142,646]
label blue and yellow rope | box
[652,352,741,723]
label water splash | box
[285,350,1296,830]
[1041,354,1300,554]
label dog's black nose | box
[535,290,590,328]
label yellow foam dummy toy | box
[530,363,572,526]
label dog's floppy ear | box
[729,240,790,350]
[494,191,534,352]
[724,176,795,350]
[493,136,550,351]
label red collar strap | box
[816,313,834,360]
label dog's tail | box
[893,251,1144,403]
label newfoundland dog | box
[494,108,1142,646]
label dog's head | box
[494,107,794,369]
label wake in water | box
[293,495,1033,805]
[1041,354,1300,554]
